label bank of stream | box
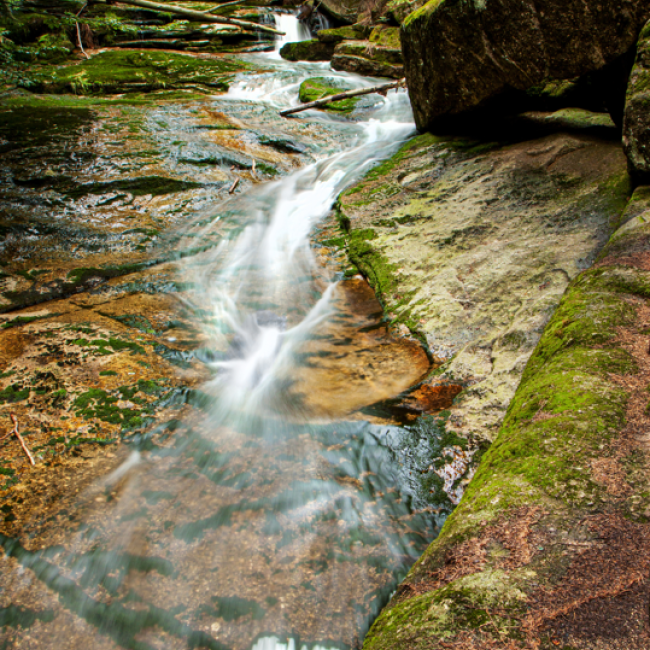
[0,16,472,650]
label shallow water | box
[0,18,460,650]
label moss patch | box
[298,77,360,114]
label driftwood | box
[116,0,284,35]
[279,78,406,117]
[228,177,240,194]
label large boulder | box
[401,0,650,131]
[624,20,650,182]
[279,39,335,61]
[319,0,362,24]
[331,39,404,78]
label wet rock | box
[365,186,650,650]
[339,126,630,443]
[331,40,404,79]
[257,134,308,154]
[624,20,650,182]
[401,0,650,131]
[25,49,249,94]
[298,77,361,114]
[279,38,335,61]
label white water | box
[4,16,444,650]
[272,11,312,56]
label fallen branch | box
[9,413,35,466]
[116,0,284,35]
[228,177,240,194]
[279,78,406,117]
[76,21,90,59]
[202,0,249,13]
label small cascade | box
[273,12,312,53]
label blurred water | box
[0,17,458,650]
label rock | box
[386,0,426,24]
[319,0,362,24]
[338,127,630,444]
[279,39,335,61]
[363,185,650,650]
[368,25,400,49]
[26,49,248,94]
[298,77,361,114]
[401,0,650,131]
[316,25,359,43]
[624,20,650,182]
[331,39,404,79]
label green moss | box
[364,259,650,647]
[279,39,334,62]
[26,50,247,95]
[298,77,359,114]
[0,383,29,403]
[1,314,50,329]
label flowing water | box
[1,18,459,650]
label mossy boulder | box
[386,0,426,24]
[624,20,650,182]
[279,38,335,61]
[369,25,400,49]
[26,49,247,94]
[298,77,360,113]
[316,25,359,43]
[401,0,650,131]
[331,39,404,79]
[339,128,630,444]
[363,186,650,648]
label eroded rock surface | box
[338,124,630,443]
[401,0,650,130]
[363,186,650,650]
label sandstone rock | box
[401,0,650,131]
[279,38,335,61]
[331,39,404,79]
[624,20,650,182]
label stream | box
[1,16,460,650]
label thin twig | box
[10,413,35,466]
[76,1,87,16]
[76,21,90,59]
[228,177,240,194]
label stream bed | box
[0,18,467,650]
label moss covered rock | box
[624,20,650,182]
[279,38,335,61]
[316,25,359,43]
[27,49,247,94]
[401,0,650,131]
[298,77,360,113]
[331,39,403,79]
[363,186,650,648]
[339,128,630,445]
